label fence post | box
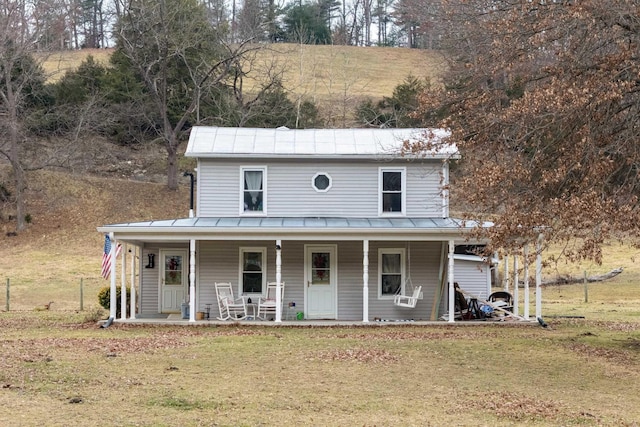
[80,278,84,311]
[5,278,9,312]
[583,271,588,303]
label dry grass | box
[0,317,639,426]
[40,45,444,105]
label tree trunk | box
[166,137,179,190]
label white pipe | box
[362,240,369,322]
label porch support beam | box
[362,239,369,323]
[503,254,509,292]
[109,233,117,319]
[535,233,543,320]
[523,244,530,320]
[130,246,136,320]
[275,240,282,323]
[447,240,455,323]
[189,239,196,322]
[513,253,519,317]
[120,243,127,320]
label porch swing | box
[393,243,422,308]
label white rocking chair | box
[215,282,248,320]
[393,286,422,308]
[257,281,285,320]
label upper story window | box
[379,167,406,215]
[241,167,266,215]
[240,247,266,294]
[312,172,332,192]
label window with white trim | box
[312,172,332,192]
[241,167,266,214]
[379,168,405,215]
[378,248,405,298]
[239,248,266,294]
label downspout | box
[183,171,195,218]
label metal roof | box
[185,127,457,159]
[97,216,489,243]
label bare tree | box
[114,0,262,190]
[0,0,47,231]
[413,0,640,262]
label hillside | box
[42,44,445,100]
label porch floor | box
[104,316,536,327]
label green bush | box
[98,286,131,318]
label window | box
[312,172,332,192]
[378,248,405,298]
[379,168,405,215]
[240,248,266,294]
[241,167,266,214]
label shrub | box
[82,306,107,323]
[98,286,131,318]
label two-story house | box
[98,127,490,322]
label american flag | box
[101,235,122,279]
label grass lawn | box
[0,312,639,426]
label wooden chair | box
[214,282,248,320]
[257,282,285,320]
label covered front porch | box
[98,217,544,324]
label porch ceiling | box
[97,216,490,244]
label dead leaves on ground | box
[309,348,399,364]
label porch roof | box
[97,216,490,244]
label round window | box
[312,173,332,192]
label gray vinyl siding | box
[139,243,189,317]
[140,247,159,315]
[188,240,443,321]
[197,159,444,218]
[454,258,492,301]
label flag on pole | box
[101,235,122,279]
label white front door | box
[305,245,337,319]
[160,250,187,313]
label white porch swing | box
[392,243,422,308]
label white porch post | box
[109,233,117,319]
[447,240,455,323]
[120,243,127,320]
[275,240,282,323]
[503,254,509,292]
[362,239,369,323]
[535,233,543,319]
[130,246,136,320]
[189,239,196,322]
[523,244,530,320]
[513,253,519,317]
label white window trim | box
[240,166,267,216]
[378,167,406,216]
[239,247,267,297]
[378,248,405,299]
[312,172,332,192]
